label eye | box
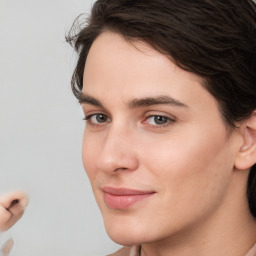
[84,113,111,125]
[144,115,174,127]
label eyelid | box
[82,108,109,119]
[144,111,176,121]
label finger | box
[0,206,12,231]
[0,238,14,256]
[0,191,28,231]
[0,191,28,210]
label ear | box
[235,111,256,170]
[0,191,28,231]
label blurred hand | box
[0,191,28,255]
[0,191,28,231]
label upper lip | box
[102,186,155,196]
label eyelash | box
[83,113,175,129]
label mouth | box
[102,187,156,210]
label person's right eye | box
[84,113,111,126]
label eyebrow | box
[129,96,188,108]
[78,93,103,107]
[78,92,188,109]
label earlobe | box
[235,111,256,170]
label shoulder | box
[107,246,140,256]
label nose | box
[95,125,139,174]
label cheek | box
[130,130,234,238]
[140,125,234,211]
[82,131,98,180]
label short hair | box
[66,0,256,217]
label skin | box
[0,191,28,231]
[81,31,256,256]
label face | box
[81,32,240,246]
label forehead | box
[84,32,176,84]
[83,32,206,101]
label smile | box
[102,187,155,210]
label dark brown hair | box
[66,0,256,216]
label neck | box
[141,170,256,256]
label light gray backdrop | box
[0,0,120,255]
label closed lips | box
[102,187,155,209]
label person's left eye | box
[144,115,175,127]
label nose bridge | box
[96,122,138,173]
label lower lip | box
[103,192,154,210]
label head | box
[67,0,256,246]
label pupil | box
[154,116,167,124]
[96,115,107,123]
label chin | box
[109,235,140,246]
[103,215,155,246]
[106,228,145,246]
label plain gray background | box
[0,0,120,255]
